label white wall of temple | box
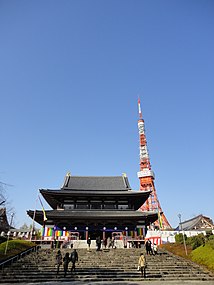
[146,229,214,243]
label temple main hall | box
[27,173,158,240]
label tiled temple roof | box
[62,175,131,191]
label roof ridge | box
[182,214,203,224]
[67,175,123,178]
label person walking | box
[153,243,158,255]
[138,252,147,278]
[55,250,62,276]
[70,249,78,273]
[107,237,111,248]
[111,236,115,249]
[145,239,152,255]
[96,236,101,251]
[87,236,91,250]
[53,238,57,249]
[63,252,70,277]
[103,237,107,249]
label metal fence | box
[0,245,39,270]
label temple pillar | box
[86,227,88,240]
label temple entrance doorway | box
[105,231,112,239]
[87,230,114,241]
[88,230,102,240]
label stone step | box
[1,276,214,283]
[1,271,205,276]
[0,248,213,283]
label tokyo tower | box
[137,98,171,229]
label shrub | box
[208,233,214,241]
[175,233,187,244]
[186,234,205,250]
[205,230,213,239]
[0,236,7,244]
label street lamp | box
[178,213,188,256]
[4,213,14,255]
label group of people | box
[145,239,158,255]
[138,239,158,278]
[87,236,116,251]
[55,237,157,279]
[55,249,78,277]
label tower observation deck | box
[137,98,171,229]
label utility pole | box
[4,213,14,255]
[178,213,188,255]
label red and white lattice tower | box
[137,98,171,229]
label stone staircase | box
[0,247,214,283]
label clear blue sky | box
[0,0,213,229]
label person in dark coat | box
[103,237,107,249]
[63,252,70,277]
[87,236,91,250]
[55,250,62,276]
[145,239,152,255]
[70,249,78,273]
[96,236,101,251]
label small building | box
[177,214,214,231]
[27,174,158,241]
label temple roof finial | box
[62,171,71,188]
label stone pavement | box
[3,281,214,285]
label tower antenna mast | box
[137,98,171,229]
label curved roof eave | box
[27,209,158,226]
[40,188,151,209]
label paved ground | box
[3,281,214,285]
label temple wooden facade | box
[27,174,158,239]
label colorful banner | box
[137,227,144,236]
